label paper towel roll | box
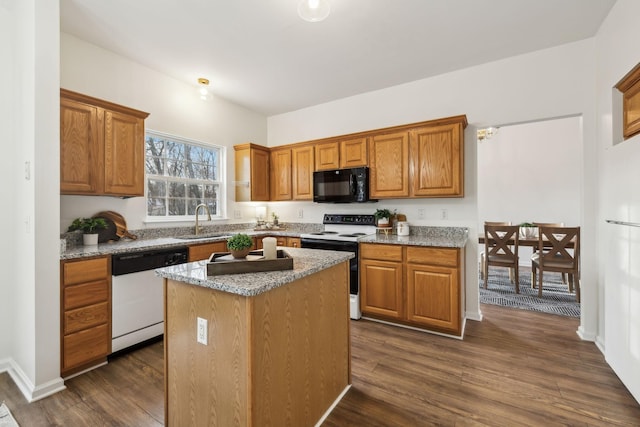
[263,237,277,259]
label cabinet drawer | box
[360,244,403,262]
[63,323,110,371]
[64,301,109,335]
[63,257,109,285]
[188,241,227,262]
[406,247,458,267]
[64,280,109,310]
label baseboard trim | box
[3,359,66,402]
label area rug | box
[479,267,580,318]
[0,402,19,427]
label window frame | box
[144,129,226,223]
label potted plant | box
[227,233,254,259]
[519,222,537,239]
[68,217,108,246]
[374,209,392,227]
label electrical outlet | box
[441,209,448,220]
[298,208,304,219]
[233,210,242,219]
[418,208,426,219]
[197,317,208,345]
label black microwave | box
[313,167,375,203]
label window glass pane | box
[147,179,166,198]
[147,198,166,216]
[204,184,217,199]
[168,198,186,215]
[168,182,185,198]
[188,184,203,199]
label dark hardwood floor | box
[2,304,639,426]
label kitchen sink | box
[175,233,233,240]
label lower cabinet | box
[188,241,228,262]
[360,243,464,336]
[61,256,111,377]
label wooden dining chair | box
[479,221,513,281]
[483,224,520,293]
[531,226,580,301]
[531,222,566,285]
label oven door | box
[300,238,359,295]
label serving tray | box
[206,249,293,276]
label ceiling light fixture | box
[297,0,330,22]
[197,77,210,100]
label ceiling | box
[60,0,616,116]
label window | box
[145,131,225,220]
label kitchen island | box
[155,247,353,427]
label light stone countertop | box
[154,247,354,297]
[358,226,468,248]
[60,229,302,260]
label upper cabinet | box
[314,137,368,171]
[291,145,314,200]
[369,131,410,198]
[270,148,293,201]
[369,115,466,199]
[60,89,149,197]
[234,143,270,201]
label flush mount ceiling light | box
[197,77,210,100]
[298,0,330,22]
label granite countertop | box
[154,247,354,297]
[60,229,303,260]
[358,226,468,248]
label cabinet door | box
[60,98,100,194]
[406,263,459,333]
[369,131,410,198]
[340,137,368,168]
[292,145,314,200]
[360,258,403,319]
[104,110,145,196]
[250,148,270,200]
[188,241,228,262]
[270,149,292,200]
[410,123,463,197]
[315,141,340,171]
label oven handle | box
[300,237,358,249]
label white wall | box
[59,33,268,230]
[595,0,640,402]
[478,116,583,263]
[268,40,598,329]
[0,0,17,370]
[0,0,65,401]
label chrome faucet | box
[194,203,211,236]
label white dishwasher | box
[111,247,188,353]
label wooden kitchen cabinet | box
[369,115,466,199]
[409,121,464,197]
[60,89,149,197]
[369,131,410,198]
[287,237,301,248]
[360,243,464,336]
[405,247,461,333]
[270,148,292,201]
[188,241,228,262]
[292,145,314,200]
[234,143,270,201]
[60,256,111,377]
[315,137,368,171]
[360,244,404,319]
